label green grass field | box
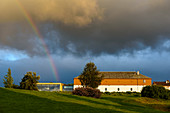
[0,88,170,113]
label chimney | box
[137,71,140,75]
[166,80,169,83]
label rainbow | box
[15,0,59,81]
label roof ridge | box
[74,71,151,79]
[100,71,136,72]
[153,81,166,82]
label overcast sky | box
[0,0,170,86]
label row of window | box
[105,88,133,91]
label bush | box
[164,92,170,100]
[126,91,132,94]
[141,85,170,100]
[105,91,140,96]
[104,92,111,95]
[72,87,102,98]
[12,84,20,89]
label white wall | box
[164,86,170,90]
[74,85,146,92]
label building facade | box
[37,83,73,91]
[153,80,170,90]
[37,83,64,91]
[74,71,152,92]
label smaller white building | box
[153,80,170,90]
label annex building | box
[153,80,170,90]
[37,83,73,91]
[74,71,152,92]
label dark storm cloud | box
[1,0,170,56]
[56,0,170,56]
[0,0,102,56]
[0,23,39,55]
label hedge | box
[72,87,102,98]
[141,85,170,100]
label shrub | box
[12,84,20,89]
[126,91,132,94]
[163,92,170,100]
[141,85,170,100]
[72,87,102,98]
[133,92,141,97]
[108,91,141,96]
[104,92,111,95]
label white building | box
[153,80,170,90]
[74,71,152,92]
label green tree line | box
[3,68,40,90]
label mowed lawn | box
[0,88,170,113]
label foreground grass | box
[0,88,169,113]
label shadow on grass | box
[0,88,119,113]
[102,96,170,113]
[57,93,167,113]
[149,104,170,112]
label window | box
[105,88,107,91]
[130,88,133,91]
[118,88,120,91]
[143,80,146,83]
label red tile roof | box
[75,71,151,79]
[153,80,170,86]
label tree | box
[78,62,103,88]
[3,68,14,88]
[20,72,40,90]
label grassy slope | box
[0,88,169,113]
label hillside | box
[0,88,169,113]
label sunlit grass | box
[0,88,169,113]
